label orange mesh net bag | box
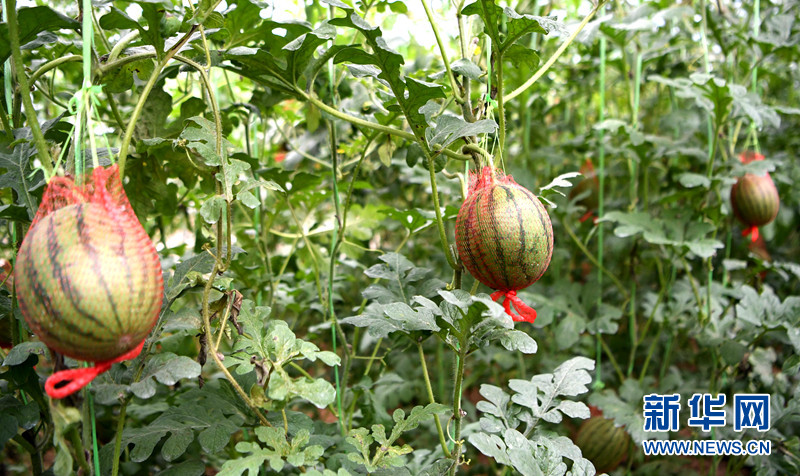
[455,166,554,323]
[14,164,163,398]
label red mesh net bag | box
[14,164,163,398]
[455,167,554,323]
[730,152,780,243]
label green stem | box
[5,0,53,177]
[598,335,625,382]
[595,33,607,388]
[107,30,140,62]
[427,155,459,270]
[505,1,605,103]
[296,88,471,162]
[420,0,463,103]
[117,27,197,177]
[563,220,628,299]
[0,99,12,139]
[110,401,128,476]
[626,282,636,377]
[29,55,82,85]
[98,52,157,76]
[449,347,467,476]
[202,263,270,426]
[327,99,346,436]
[493,50,506,168]
[418,341,452,458]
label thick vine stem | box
[30,55,82,85]
[448,347,467,476]
[5,0,54,177]
[505,0,605,103]
[107,30,140,62]
[202,263,270,427]
[427,155,460,271]
[98,52,158,77]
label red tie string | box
[742,226,759,243]
[45,340,145,399]
[490,290,537,323]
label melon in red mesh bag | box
[455,166,553,323]
[14,164,163,398]
[730,151,780,242]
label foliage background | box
[0,0,799,475]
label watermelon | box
[455,166,553,322]
[730,152,779,242]
[569,158,599,222]
[575,415,631,472]
[14,166,163,363]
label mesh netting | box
[14,165,163,398]
[732,151,779,243]
[456,166,553,323]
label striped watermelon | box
[575,415,631,472]
[730,152,779,242]
[455,167,553,321]
[14,166,163,362]
[569,158,599,222]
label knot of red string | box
[742,226,759,243]
[45,340,145,399]
[490,290,537,323]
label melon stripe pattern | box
[731,174,779,227]
[15,165,163,363]
[457,178,553,292]
[575,416,631,472]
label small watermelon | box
[575,415,631,472]
[455,166,553,322]
[14,166,163,362]
[730,152,779,242]
[569,158,599,222]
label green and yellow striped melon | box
[15,200,163,362]
[730,172,779,228]
[729,152,780,242]
[575,416,631,472]
[455,167,553,292]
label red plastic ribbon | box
[45,340,145,399]
[491,290,537,323]
[579,211,594,223]
[742,226,759,243]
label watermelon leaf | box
[218,427,324,475]
[129,352,202,400]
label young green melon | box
[569,159,599,216]
[730,173,779,228]
[14,202,163,362]
[455,168,553,292]
[575,416,631,472]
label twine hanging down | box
[490,290,537,323]
[45,341,145,399]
